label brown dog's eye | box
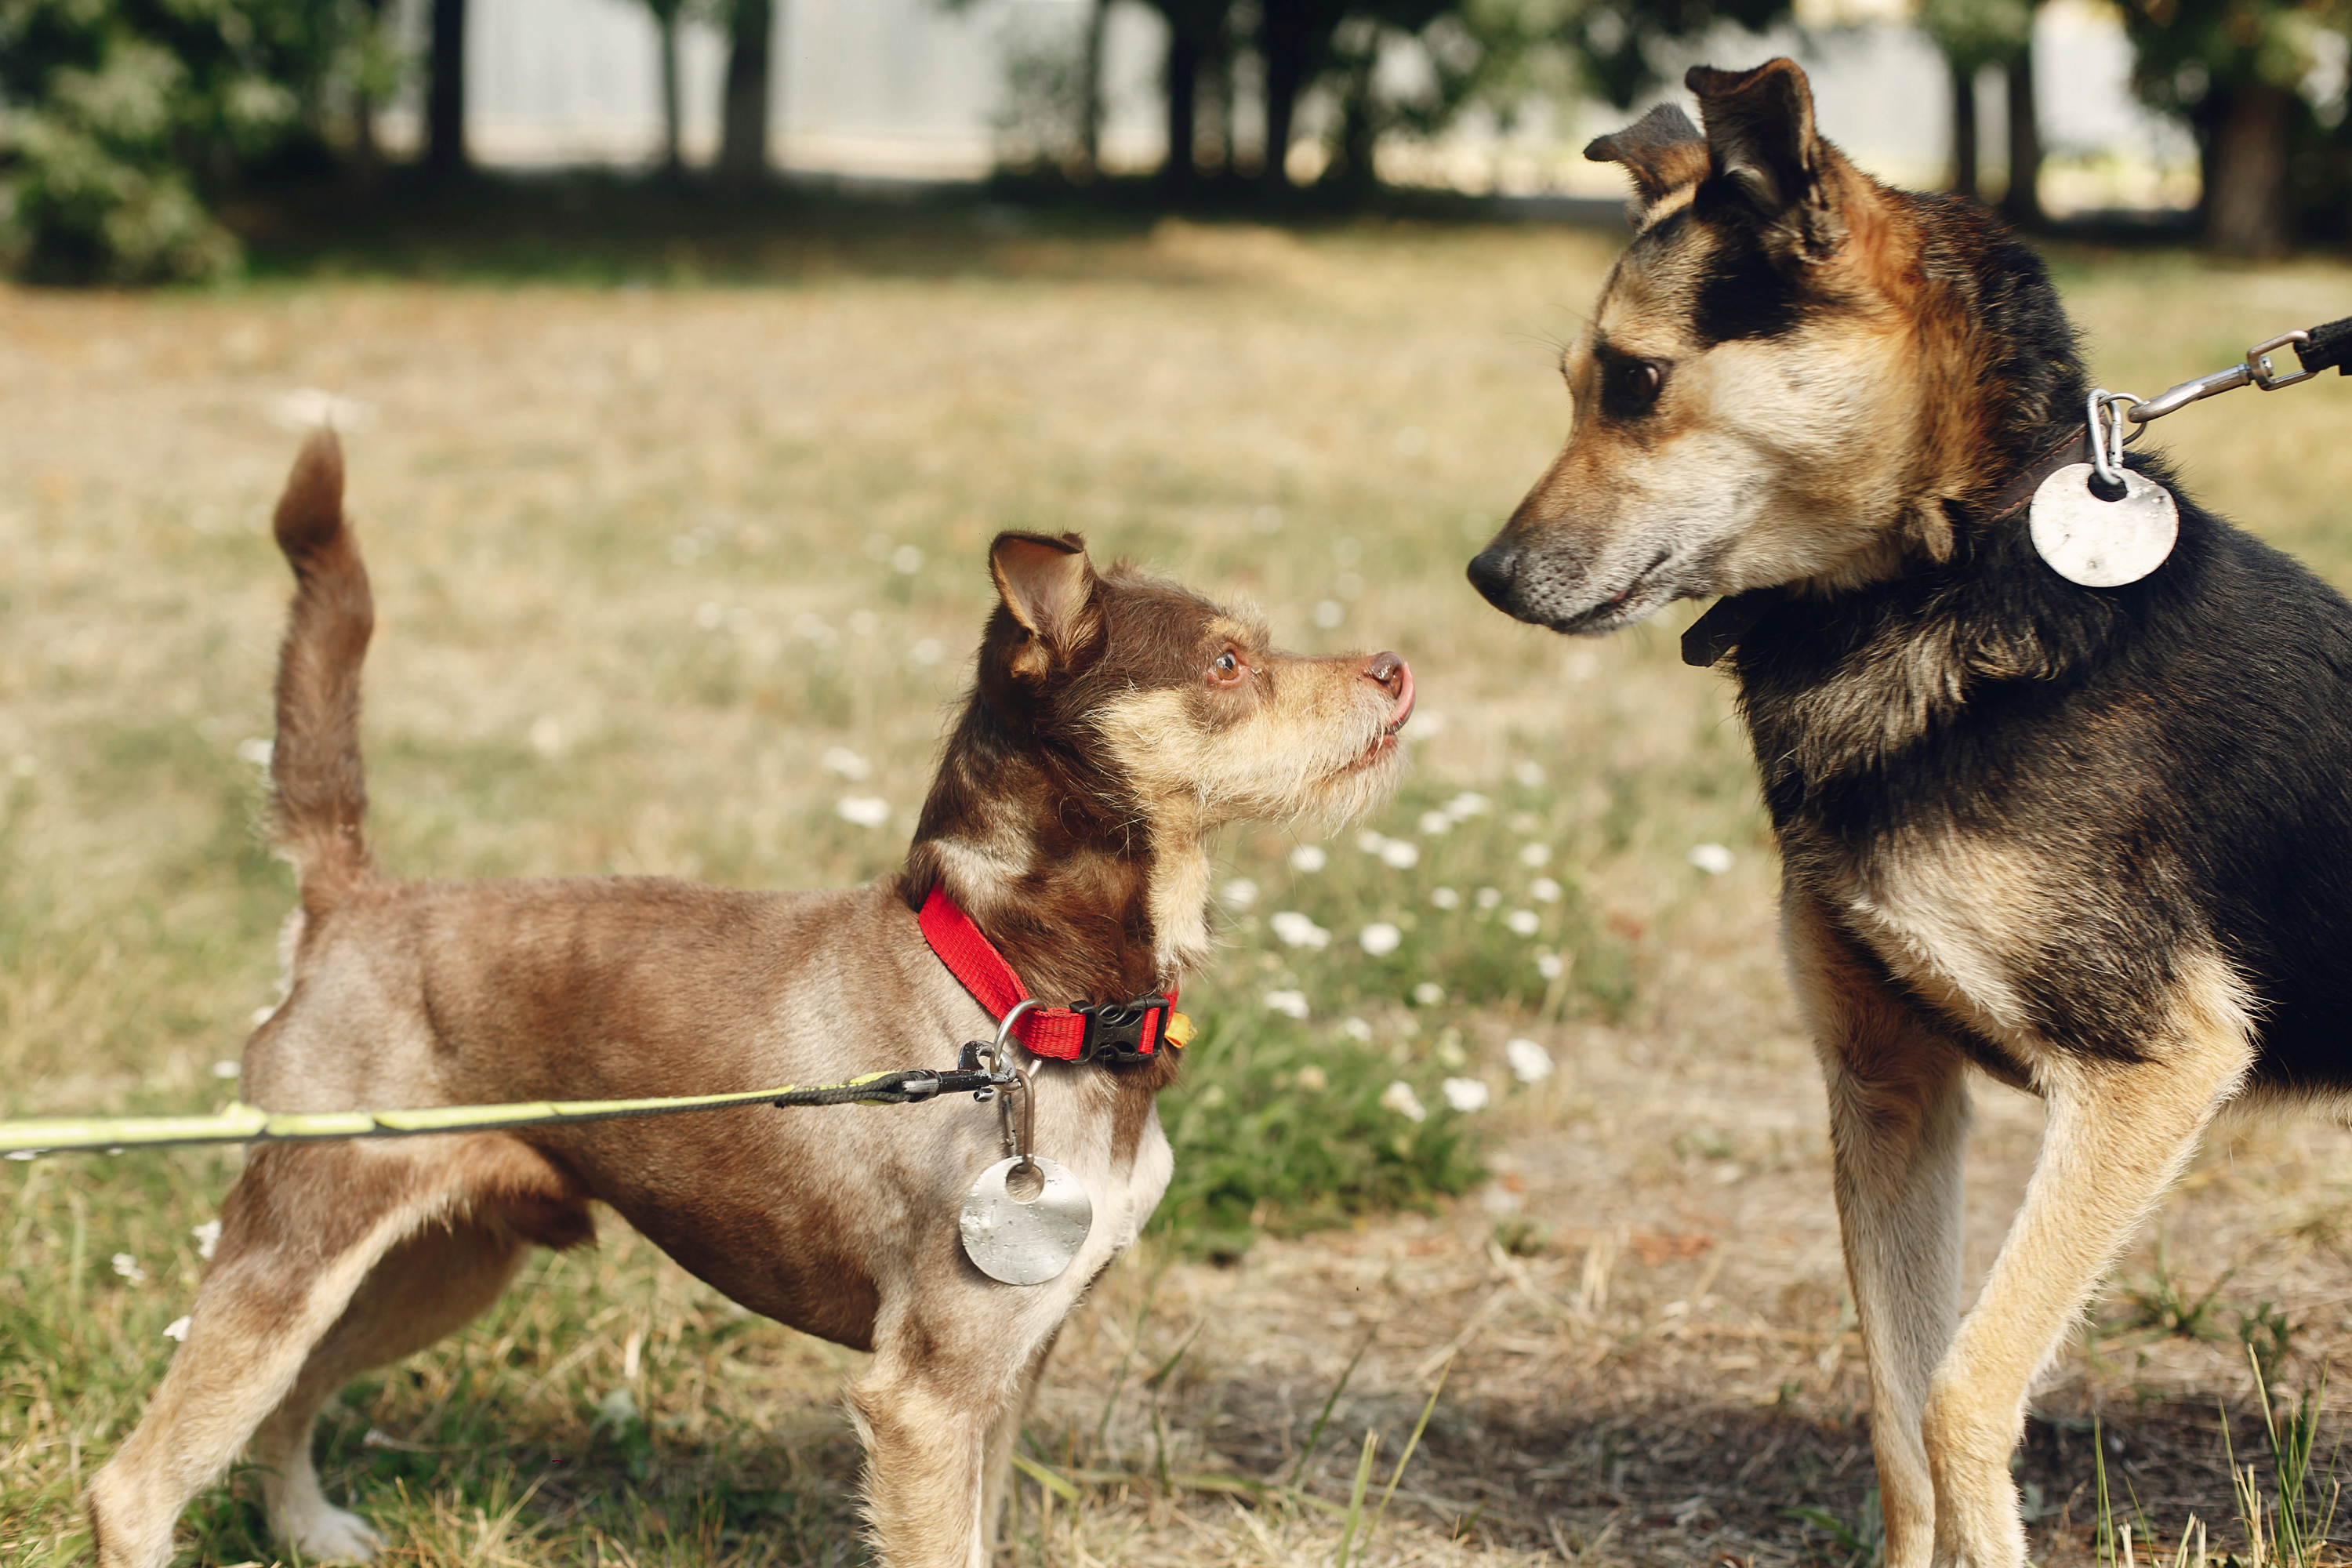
[1602,357,1666,416]
[1208,648,1247,688]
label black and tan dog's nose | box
[1466,546,1517,612]
[1365,652,1414,732]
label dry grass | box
[5,212,2352,1566]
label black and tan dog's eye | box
[1602,357,1666,416]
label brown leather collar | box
[1680,428,2092,670]
[1980,430,2092,527]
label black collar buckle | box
[1074,995,1170,1062]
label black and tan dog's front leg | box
[1788,894,1973,1568]
[1921,968,2251,1567]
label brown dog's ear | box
[989,532,1098,671]
[1583,103,1708,229]
[1686,59,1844,258]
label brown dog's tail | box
[268,430,376,910]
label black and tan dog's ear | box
[1686,58,1844,258]
[990,531,1098,672]
[1583,103,1708,230]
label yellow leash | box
[0,1067,993,1157]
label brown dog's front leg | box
[851,1312,1044,1568]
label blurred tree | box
[1916,0,2039,221]
[2120,0,2351,253]
[1138,0,1232,189]
[0,0,350,281]
[644,0,688,176]
[717,0,774,183]
[426,0,467,174]
[1560,0,1789,109]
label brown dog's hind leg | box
[1924,959,2252,1568]
[1788,895,1972,1568]
[251,1213,532,1560]
[87,1143,481,1568]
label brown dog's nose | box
[1365,652,1414,731]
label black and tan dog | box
[1470,57,2352,1568]
[90,433,1414,1568]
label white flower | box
[1530,876,1563,903]
[528,717,564,757]
[1690,842,1736,876]
[1411,982,1445,1007]
[821,746,872,781]
[191,1221,221,1260]
[112,1254,147,1284]
[1518,842,1552,867]
[1294,1064,1329,1091]
[1512,760,1545,787]
[1219,877,1259,911]
[909,638,946,666]
[1380,840,1421,869]
[1430,886,1460,909]
[1443,791,1491,822]
[1313,600,1345,630]
[1356,830,1389,855]
[1441,1077,1491,1112]
[234,736,273,768]
[1505,910,1541,936]
[836,796,891,829]
[1269,911,1331,949]
[1289,844,1328,873]
[1358,923,1402,956]
[1339,1017,1373,1042]
[891,544,924,575]
[1264,989,1311,1020]
[210,1059,241,1080]
[1505,1038,1555,1083]
[1536,952,1566,981]
[1417,811,1451,836]
[162,1316,192,1342]
[1380,1081,1428,1122]
[1475,887,1501,909]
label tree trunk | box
[1947,57,1978,201]
[2205,82,2293,256]
[426,0,468,176]
[718,0,774,184]
[1260,12,1309,191]
[658,12,684,176]
[1164,24,1199,191]
[1080,0,1108,177]
[1999,45,2042,228]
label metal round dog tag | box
[2029,463,2178,588]
[959,1156,1092,1286]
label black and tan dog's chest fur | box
[1469,56,2352,1568]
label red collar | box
[917,886,1185,1062]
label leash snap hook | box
[2248,330,2318,393]
[2087,389,2143,499]
[968,997,1040,1100]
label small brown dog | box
[89,431,1414,1568]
